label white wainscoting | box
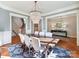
[77,32,79,46]
[0,32,3,46]
[0,31,11,46]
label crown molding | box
[46,10,78,19]
[0,2,29,16]
[42,4,79,17]
[10,13,27,18]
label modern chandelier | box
[30,1,41,24]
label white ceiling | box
[0,1,78,15]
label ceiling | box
[0,1,78,15]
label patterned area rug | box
[8,44,71,58]
[48,46,71,58]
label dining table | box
[39,37,60,44]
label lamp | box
[30,1,41,24]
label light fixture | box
[30,1,41,24]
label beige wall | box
[47,15,77,38]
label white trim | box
[10,13,26,18]
[42,4,79,16]
[45,17,48,32]
[46,10,78,19]
[9,13,27,35]
[10,13,12,32]
[77,10,79,46]
[0,2,29,16]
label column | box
[77,10,79,46]
[41,17,47,32]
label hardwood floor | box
[53,36,79,57]
[1,36,79,58]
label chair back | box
[19,33,31,47]
[18,33,25,43]
[34,31,39,36]
[24,35,31,47]
[39,32,45,37]
[31,37,41,52]
[45,32,52,38]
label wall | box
[47,15,77,38]
[0,8,10,31]
[0,8,29,45]
[0,8,11,45]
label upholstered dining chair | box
[18,33,32,54]
[45,32,53,38]
[34,31,39,37]
[18,33,31,47]
[18,33,25,44]
[31,37,48,58]
[39,32,45,37]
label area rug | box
[8,44,71,58]
[48,46,71,58]
[8,44,34,58]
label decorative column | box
[25,16,31,34]
[41,17,47,32]
[77,10,79,46]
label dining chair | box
[34,31,39,37]
[39,32,45,37]
[45,32,53,38]
[18,33,25,44]
[31,37,47,58]
[18,33,31,54]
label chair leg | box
[45,50,48,58]
[28,47,30,55]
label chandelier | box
[30,1,41,24]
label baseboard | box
[0,43,11,47]
[67,35,77,39]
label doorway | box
[10,13,26,43]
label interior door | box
[34,24,39,32]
